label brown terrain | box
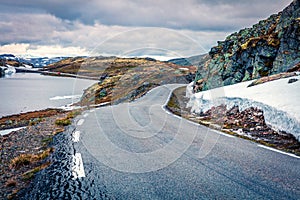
[0,109,82,199]
[45,57,196,106]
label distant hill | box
[167,54,209,67]
[0,54,68,68]
[193,0,300,92]
[23,57,70,68]
[45,56,197,105]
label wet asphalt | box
[21,84,300,199]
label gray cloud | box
[0,0,293,57]
[0,12,67,45]
[0,0,292,30]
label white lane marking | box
[174,114,182,119]
[187,120,200,126]
[170,113,181,119]
[72,131,80,142]
[83,113,89,118]
[165,110,172,115]
[212,130,235,138]
[89,109,95,113]
[77,119,85,126]
[161,105,181,119]
[258,145,300,159]
[72,153,85,179]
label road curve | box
[24,84,300,199]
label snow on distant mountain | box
[22,57,69,67]
[0,54,16,60]
[0,54,68,68]
[187,75,300,140]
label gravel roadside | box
[0,109,80,199]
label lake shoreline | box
[0,73,92,199]
[0,73,96,118]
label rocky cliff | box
[194,0,300,92]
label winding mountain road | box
[24,84,300,199]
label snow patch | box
[58,104,82,111]
[23,64,32,69]
[187,76,300,140]
[4,65,16,75]
[186,81,194,98]
[49,94,81,101]
[0,127,26,136]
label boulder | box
[288,78,298,84]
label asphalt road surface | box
[24,84,300,199]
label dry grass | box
[66,110,81,118]
[55,110,81,126]
[52,127,65,135]
[0,111,73,199]
[10,148,54,169]
[7,189,19,200]
[22,162,51,180]
[55,118,71,126]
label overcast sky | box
[0,0,292,59]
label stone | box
[99,89,107,98]
[288,78,298,84]
[227,105,239,115]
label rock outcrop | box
[194,0,300,92]
[0,67,5,77]
[198,104,300,155]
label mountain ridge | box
[0,54,68,68]
[167,54,209,67]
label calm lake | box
[0,73,96,117]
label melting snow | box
[0,127,26,136]
[187,76,300,140]
[49,94,81,101]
